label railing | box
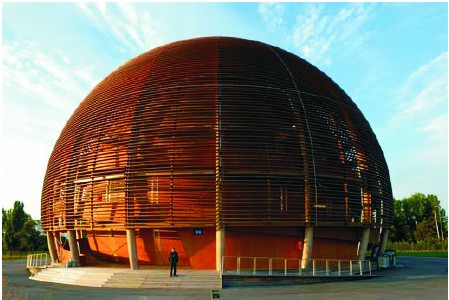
[26,253,51,269]
[221,256,372,277]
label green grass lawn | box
[2,252,47,260]
[2,254,28,260]
[395,250,448,258]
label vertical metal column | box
[216,228,225,272]
[378,229,390,256]
[126,228,139,270]
[46,231,59,263]
[301,225,314,269]
[358,226,371,261]
[67,230,80,265]
[215,44,224,272]
[215,102,224,272]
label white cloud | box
[78,3,164,54]
[2,3,163,219]
[381,52,448,204]
[394,52,448,122]
[390,145,447,203]
[2,2,165,217]
[421,115,448,144]
[3,41,97,115]
[290,3,372,66]
[258,2,285,31]
[2,41,100,218]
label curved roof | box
[41,37,393,231]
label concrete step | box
[103,269,221,289]
[30,267,222,289]
[30,267,114,287]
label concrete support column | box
[358,226,371,261]
[46,231,59,263]
[378,229,390,256]
[301,225,314,269]
[126,228,139,270]
[216,227,225,272]
[67,230,80,265]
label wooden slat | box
[41,37,393,232]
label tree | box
[390,193,448,243]
[2,201,30,252]
[414,219,437,241]
[436,207,448,239]
[2,201,47,253]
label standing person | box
[168,247,179,277]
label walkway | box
[3,257,447,299]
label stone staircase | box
[104,269,221,288]
[30,267,222,289]
[29,267,113,287]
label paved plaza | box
[3,256,448,299]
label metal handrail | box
[221,256,372,277]
[26,253,51,269]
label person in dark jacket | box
[168,247,179,277]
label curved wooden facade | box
[41,37,393,267]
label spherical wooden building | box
[41,37,393,270]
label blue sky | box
[2,2,448,219]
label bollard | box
[211,289,220,299]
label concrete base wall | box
[54,226,374,269]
